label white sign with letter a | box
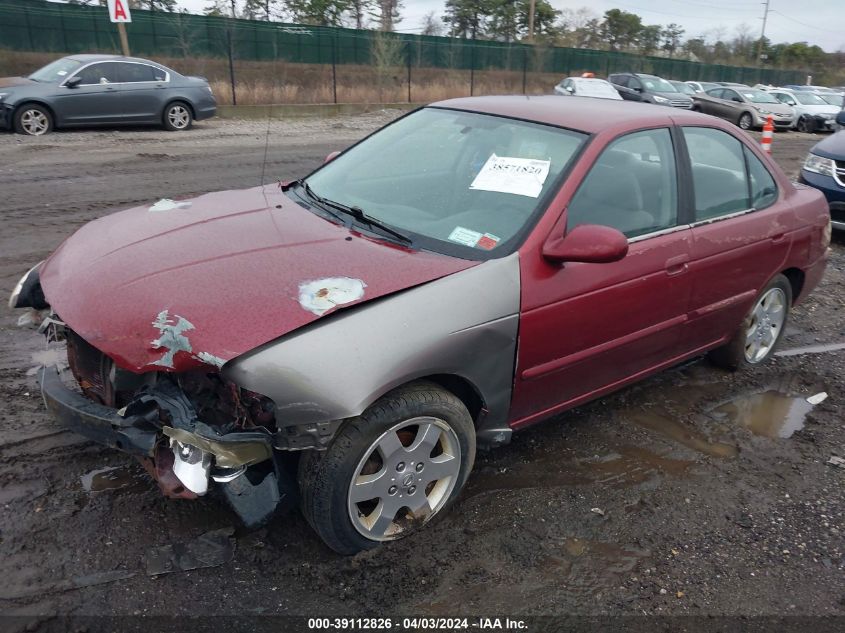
[107,0,132,23]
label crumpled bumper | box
[37,365,297,526]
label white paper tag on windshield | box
[448,226,482,247]
[469,154,551,198]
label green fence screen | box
[0,0,805,87]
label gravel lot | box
[0,116,843,625]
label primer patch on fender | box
[298,277,366,316]
[149,199,192,213]
[195,351,226,368]
[469,154,550,198]
[151,310,194,367]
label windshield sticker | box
[477,233,500,250]
[57,70,68,76]
[448,226,482,247]
[470,154,551,198]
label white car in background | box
[554,77,622,100]
[685,80,720,93]
[767,88,839,132]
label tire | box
[14,103,52,136]
[298,380,476,555]
[708,274,792,371]
[162,101,193,131]
[738,112,754,130]
[796,116,813,133]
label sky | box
[175,0,844,52]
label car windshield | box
[301,108,587,259]
[573,79,619,98]
[29,58,84,83]
[642,76,677,92]
[672,82,695,95]
[700,82,719,91]
[794,92,828,105]
[820,94,844,106]
[742,90,779,104]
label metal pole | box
[332,34,337,104]
[756,0,771,82]
[470,44,475,96]
[226,26,237,105]
[117,23,130,56]
[522,47,527,94]
[407,42,412,103]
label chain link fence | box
[1,0,806,105]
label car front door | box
[116,62,170,122]
[698,88,723,115]
[720,89,743,119]
[510,127,693,425]
[679,126,794,351]
[54,62,123,125]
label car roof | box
[430,95,718,135]
[64,54,166,66]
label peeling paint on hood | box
[39,185,477,372]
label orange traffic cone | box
[761,115,774,154]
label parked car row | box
[0,54,217,136]
[554,72,843,134]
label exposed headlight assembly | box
[8,261,46,309]
[653,95,669,103]
[803,153,836,178]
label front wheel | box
[708,274,791,371]
[14,104,53,136]
[162,101,193,131]
[298,381,476,554]
[796,116,813,133]
[738,112,754,130]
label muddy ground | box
[0,116,843,625]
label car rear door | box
[115,62,169,122]
[678,125,794,352]
[510,127,693,426]
[55,62,123,124]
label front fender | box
[223,253,521,438]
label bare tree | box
[421,11,444,36]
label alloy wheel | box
[167,105,190,129]
[21,109,49,136]
[347,416,461,541]
[744,287,786,363]
[739,113,752,130]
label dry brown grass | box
[0,49,562,105]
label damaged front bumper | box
[38,365,297,526]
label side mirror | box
[633,86,643,93]
[565,85,574,93]
[836,111,845,126]
[324,150,340,164]
[65,76,81,88]
[542,223,629,264]
[732,97,742,103]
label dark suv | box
[609,73,693,109]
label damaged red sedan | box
[10,97,830,554]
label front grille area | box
[670,100,692,108]
[66,329,114,406]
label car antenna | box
[259,83,274,191]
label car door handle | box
[665,254,689,277]
[771,232,787,244]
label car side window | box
[682,127,750,220]
[73,62,121,86]
[629,77,642,91]
[613,75,628,88]
[120,63,163,83]
[707,89,724,99]
[567,128,678,239]
[723,89,740,102]
[744,146,778,209]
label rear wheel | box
[738,112,754,130]
[298,381,475,554]
[709,274,791,371]
[14,104,52,136]
[796,116,813,133]
[162,101,192,131]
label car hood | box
[752,102,794,116]
[655,91,691,102]
[0,76,36,89]
[40,185,477,373]
[810,130,845,160]
[796,104,838,116]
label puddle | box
[629,411,738,458]
[710,390,815,438]
[776,342,845,357]
[80,466,146,493]
[544,537,650,596]
[465,445,693,497]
